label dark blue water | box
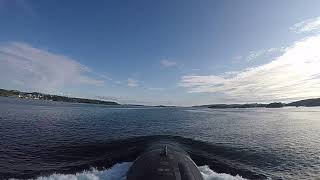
[0,97,319,179]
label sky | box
[1,0,320,106]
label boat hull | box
[127,145,203,180]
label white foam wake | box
[9,162,132,180]
[11,163,247,180]
[199,165,247,180]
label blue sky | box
[1,0,320,105]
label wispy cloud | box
[290,16,320,33]
[0,42,104,93]
[0,0,35,16]
[160,59,177,68]
[232,48,284,63]
[98,74,112,81]
[127,78,138,87]
[147,87,164,91]
[179,34,320,102]
[246,48,284,62]
[233,55,243,60]
[191,68,201,71]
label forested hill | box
[195,98,320,109]
[0,89,119,105]
[286,98,320,107]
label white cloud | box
[0,42,104,93]
[179,34,320,102]
[290,16,320,33]
[127,78,138,87]
[160,59,177,67]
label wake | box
[14,162,247,180]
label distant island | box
[0,88,119,106]
[2,88,320,108]
[195,98,320,109]
[154,105,177,108]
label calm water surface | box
[0,97,319,179]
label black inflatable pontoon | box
[127,145,204,180]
